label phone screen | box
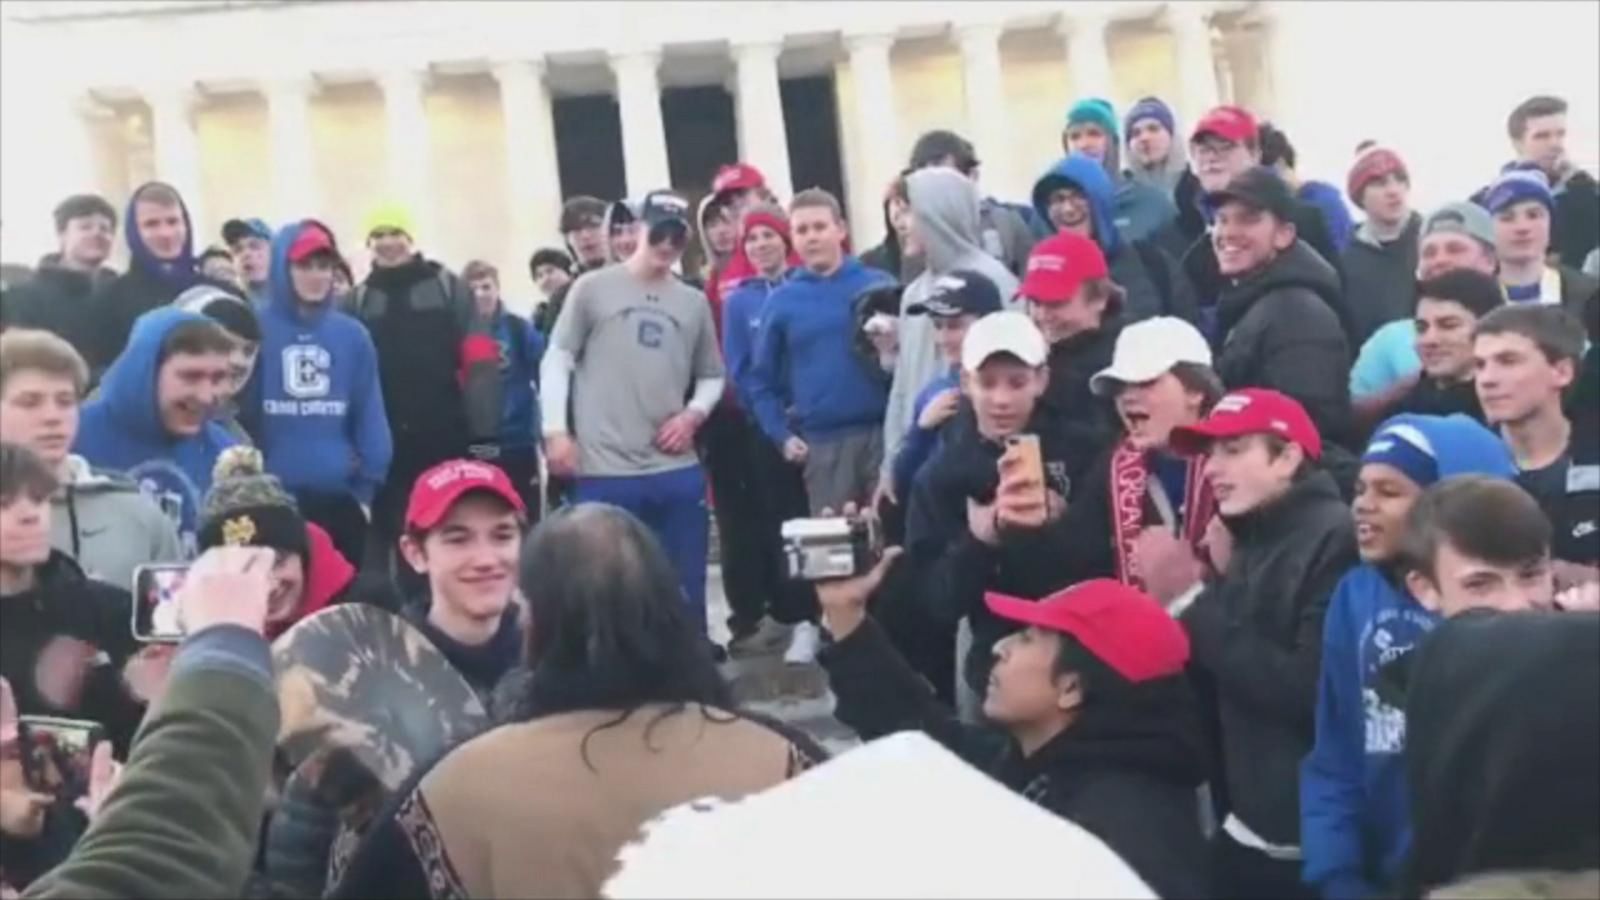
[131,563,189,642]
[18,715,104,799]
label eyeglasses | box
[1191,139,1241,159]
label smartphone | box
[1003,434,1046,508]
[17,715,104,798]
[131,563,189,642]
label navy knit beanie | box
[1123,97,1176,142]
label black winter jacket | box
[1111,240,1200,325]
[1178,469,1356,847]
[0,552,143,755]
[1180,195,1352,343]
[1552,168,1600,270]
[821,616,1212,899]
[1040,324,1121,478]
[1214,240,1353,446]
[892,405,1088,694]
[347,255,497,449]
[0,553,144,887]
[1341,213,1422,345]
[0,262,117,376]
[91,269,237,376]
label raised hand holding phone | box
[996,434,1054,530]
[177,546,274,638]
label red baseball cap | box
[286,223,334,264]
[712,162,766,197]
[985,579,1190,683]
[1169,388,1323,460]
[1019,232,1108,304]
[405,459,527,531]
[1191,105,1259,145]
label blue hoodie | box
[1301,414,1517,898]
[721,270,790,411]
[1033,154,1124,259]
[74,308,240,554]
[253,221,392,505]
[1298,180,1355,256]
[485,304,545,447]
[749,257,892,445]
[891,367,959,499]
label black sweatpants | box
[699,405,814,634]
[468,441,542,526]
[1210,829,1314,900]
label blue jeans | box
[574,465,709,635]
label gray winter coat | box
[52,454,185,588]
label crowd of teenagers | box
[0,87,1598,899]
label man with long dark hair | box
[333,503,824,899]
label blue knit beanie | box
[1066,98,1119,141]
[1123,97,1175,142]
[1363,423,1442,489]
[1481,168,1554,216]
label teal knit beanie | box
[1066,98,1120,141]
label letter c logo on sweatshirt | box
[283,344,332,399]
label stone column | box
[955,22,1012,198]
[146,82,206,238]
[376,66,433,242]
[610,49,671,198]
[845,32,898,246]
[265,75,318,224]
[733,40,793,197]
[493,58,563,252]
[1167,2,1220,123]
[1061,10,1113,102]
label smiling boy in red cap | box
[814,564,1209,898]
[1020,232,1124,470]
[1137,387,1356,899]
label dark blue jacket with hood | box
[90,181,206,372]
[1032,154,1197,324]
[73,307,240,553]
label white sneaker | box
[783,621,823,666]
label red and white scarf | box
[1109,439,1216,591]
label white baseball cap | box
[1089,316,1212,396]
[961,311,1049,373]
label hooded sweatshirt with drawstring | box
[1300,414,1518,899]
[881,169,1021,485]
[73,307,241,553]
[253,221,392,506]
[90,181,210,373]
[50,455,185,589]
[1032,153,1197,323]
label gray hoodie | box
[880,168,1021,483]
[52,454,185,588]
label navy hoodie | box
[90,182,204,372]
[74,307,239,553]
[748,257,892,445]
[484,303,545,447]
[254,221,392,505]
[1300,414,1518,898]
